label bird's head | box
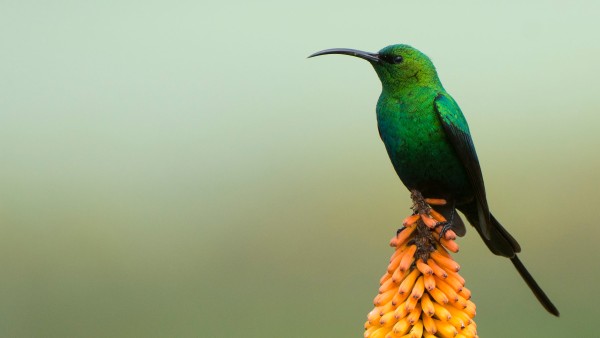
[309,44,441,92]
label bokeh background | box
[2,1,599,337]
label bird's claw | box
[437,221,453,240]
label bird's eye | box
[392,55,403,64]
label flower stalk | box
[364,191,477,338]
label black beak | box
[308,48,380,63]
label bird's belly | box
[378,113,471,200]
[395,142,469,199]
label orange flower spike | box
[426,259,448,279]
[430,251,460,272]
[420,213,438,228]
[398,268,420,295]
[420,293,435,316]
[441,237,460,253]
[425,198,447,205]
[398,245,418,272]
[423,273,436,291]
[428,208,447,222]
[422,312,437,334]
[416,259,434,275]
[365,192,477,338]
[410,276,425,300]
[402,214,421,226]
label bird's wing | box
[433,93,491,239]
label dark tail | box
[458,202,520,258]
[458,202,559,316]
[511,256,559,316]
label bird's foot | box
[437,221,453,240]
[403,190,461,253]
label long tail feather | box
[511,256,559,316]
[458,202,559,316]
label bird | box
[309,44,559,316]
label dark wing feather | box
[433,93,491,239]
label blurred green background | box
[1,1,599,337]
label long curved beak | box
[308,48,380,63]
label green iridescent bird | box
[309,44,559,316]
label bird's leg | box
[437,200,456,240]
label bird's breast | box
[376,91,471,199]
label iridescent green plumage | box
[310,44,559,316]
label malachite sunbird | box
[309,44,559,316]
